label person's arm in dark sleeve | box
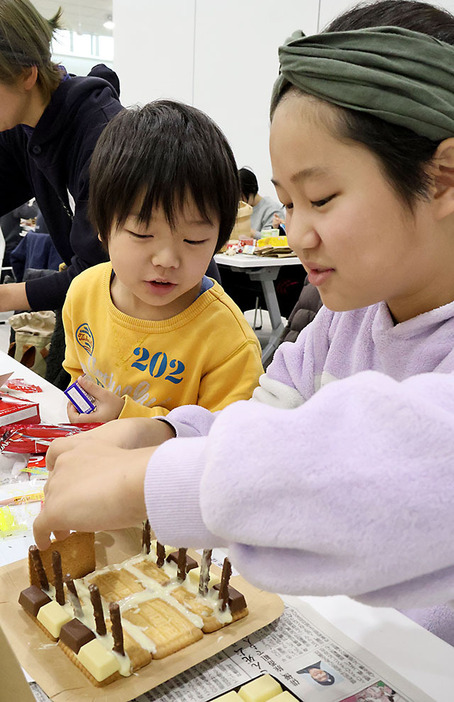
[24,136,108,311]
[24,197,107,310]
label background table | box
[215,253,303,364]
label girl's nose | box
[286,211,320,252]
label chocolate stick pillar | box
[52,551,65,605]
[142,519,151,554]
[177,548,187,582]
[218,557,232,611]
[199,549,213,596]
[65,574,83,619]
[89,583,107,636]
[156,542,165,567]
[109,602,125,657]
[29,545,49,591]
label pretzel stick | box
[218,557,232,611]
[29,545,49,590]
[156,541,165,567]
[89,583,106,636]
[199,549,212,596]
[109,602,125,656]
[52,551,65,605]
[65,574,83,619]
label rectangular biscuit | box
[170,586,223,633]
[105,619,152,672]
[22,609,58,642]
[88,567,145,602]
[58,640,121,687]
[122,598,203,659]
[133,558,170,585]
[29,532,95,588]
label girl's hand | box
[46,417,175,471]
[33,439,154,550]
[67,375,125,423]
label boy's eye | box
[128,230,152,239]
[310,195,335,208]
[184,238,207,245]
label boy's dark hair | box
[239,167,259,200]
[272,0,454,210]
[89,100,239,251]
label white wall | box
[113,0,454,198]
[113,0,319,198]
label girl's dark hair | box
[239,167,259,200]
[0,0,63,101]
[273,0,454,209]
[315,673,335,686]
[89,100,239,251]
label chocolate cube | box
[60,618,96,653]
[19,586,51,617]
[166,551,198,571]
[213,583,247,614]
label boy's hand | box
[33,440,153,550]
[67,375,125,423]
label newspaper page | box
[133,598,435,702]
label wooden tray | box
[0,528,284,701]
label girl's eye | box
[310,195,335,208]
[284,203,293,212]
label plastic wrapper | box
[6,378,43,394]
[0,423,103,454]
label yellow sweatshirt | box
[63,263,263,418]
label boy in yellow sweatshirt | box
[63,100,263,422]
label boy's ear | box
[431,137,454,220]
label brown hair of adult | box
[0,0,63,102]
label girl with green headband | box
[34,0,454,648]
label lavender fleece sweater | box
[145,301,454,644]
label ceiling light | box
[103,15,114,30]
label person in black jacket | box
[0,0,123,315]
[0,199,39,268]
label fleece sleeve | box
[145,370,454,609]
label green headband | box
[272,26,454,141]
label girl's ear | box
[431,138,454,220]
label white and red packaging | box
[0,392,40,427]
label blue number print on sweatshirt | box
[132,348,185,384]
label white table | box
[0,351,69,564]
[1,354,454,700]
[0,350,68,424]
[215,253,303,364]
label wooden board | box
[0,528,284,702]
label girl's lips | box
[305,265,335,287]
